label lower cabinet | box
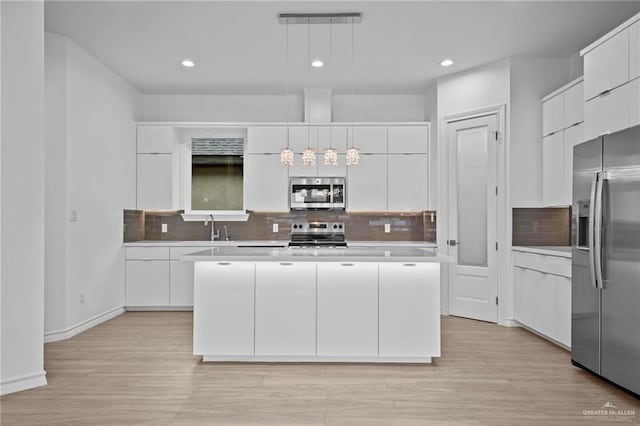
[378,263,440,358]
[513,251,572,348]
[254,262,316,356]
[316,262,378,357]
[169,260,194,306]
[125,260,170,307]
[193,261,255,356]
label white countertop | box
[124,240,438,248]
[512,246,572,258]
[181,246,451,263]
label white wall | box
[510,58,571,207]
[1,0,47,395]
[44,32,141,341]
[141,93,425,123]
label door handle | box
[594,172,607,288]
[588,173,598,288]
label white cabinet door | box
[125,260,170,307]
[193,261,255,356]
[379,263,440,358]
[288,127,318,177]
[530,269,557,339]
[244,154,289,211]
[137,125,174,154]
[563,81,584,129]
[316,263,378,357]
[513,266,534,328]
[137,153,173,210]
[352,126,387,153]
[628,78,640,129]
[556,276,572,347]
[254,262,316,356]
[388,126,428,153]
[584,28,630,101]
[631,21,640,81]
[247,126,287,154]
[318,126,348,152]
[317,154,347,178]
[542,132,566,206]
[542,94,564,136]
[169,260,194,307]
[563,123,584,205]
[584,82,632,140]
[387,155,428,211]
[346,155,387,211]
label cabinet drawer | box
[125,246,171,260]
[584,28,630,101]
[512,251,571,277]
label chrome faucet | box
[209,214,220,241]
[222,225,230,241]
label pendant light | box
[323,22,338,167]
[303,20,317,166]
[280,21,294,166]
[346,18,360,166]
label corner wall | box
[44,32,142,342]
[1,0,47,395]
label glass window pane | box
[191,138,244,211]
[457,127,488,267]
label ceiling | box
[44,1,640,95]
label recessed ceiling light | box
[440,59,454,67]
[181,59,195,68]
[311,59,324,68]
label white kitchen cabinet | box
[137,125,174,154]
[247,126,288,154]
[378,263,440,358]
[346,154,387,211]
[631,21,640,81]
[136,153,173,210]
[556,276,572,347]
[542,132,566,206]
[513,267,534,328]
[288,125,314,154]
[542,94,564,136]
[563,81,584,129]
[317,154,347,178]
[193,261,255,356]
[584,80,633,140]
[563,123,584,204]
[583,28,630,101]
[318,126,348,152]
[254,262,316,356]
[352,126,387,153]
[125,260,170,307]
[531,269,558,339]
[388,126,428,153]
[170,260,194,307]
[316,263,378,357]
[628,78,640,129]
[244,154,289,211]
[387,154,428,211]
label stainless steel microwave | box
[290,177,346,210]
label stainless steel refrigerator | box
[572,124,640,396]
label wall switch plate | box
[161,224,168,233]
[384,223,391,233]
[272,223,279,233]
[70,210,78,222]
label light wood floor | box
[1,312,638,425]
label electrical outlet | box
[161,223,168,233]
[80,293,85,304]
[384,223,391,233]
[272,223,279,233]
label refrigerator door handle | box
[594,172,605,289]
[588,173,598,289]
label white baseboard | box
[125,306,193,312]
[0,371,47,396]
[499,318,521,327]
[44,306,125,343]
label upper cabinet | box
[581,12,640,139]
[542,94,564,136]
[352,126,387,153]
[137,125,175,154]
[563,81,584,129]
[583,28,630,101]
[388,126,428,153]
[247,126,287,154]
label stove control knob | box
[293,224,298,229]
[338,224,343,229]
[333,224,338,229]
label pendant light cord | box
[350,18,355,148]
[285,21,290,148]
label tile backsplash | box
[512,207,571,246]
[124,210,436,243]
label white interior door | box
[447,114,498,322]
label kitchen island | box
[183,246,451,364]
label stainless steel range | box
[288,221,347,247]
